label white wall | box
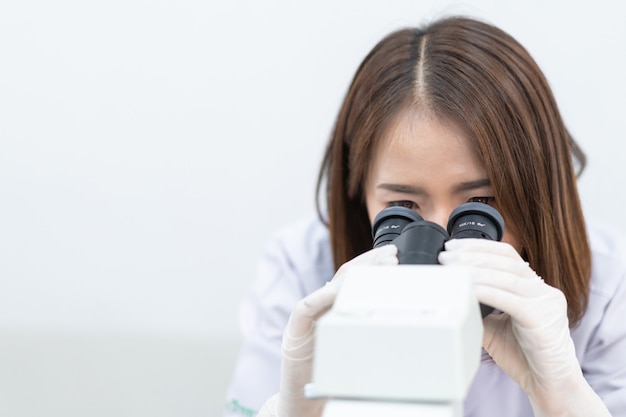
[0,1,624,416]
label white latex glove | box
[438,238,611,417]
[257,244,399,417]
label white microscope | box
[305,202,505,416]
[306,264,482,417]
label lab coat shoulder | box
[241,212,334,352]
[224,214,334,417]
[574,220,626,415]
[252,212,334,305]
[586,219,626,302]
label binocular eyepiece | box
[371,202,505,317]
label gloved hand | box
[438,238,610,417]
[257,244,399,417]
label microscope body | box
[306,203,502,415]
[307,264,483,416]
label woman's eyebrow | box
[376,183,427,195]
[453,178,491,193]
[376,179,491,195]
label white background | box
[0,1,625,416]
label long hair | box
[316,16,590,324]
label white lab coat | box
[224,213,626,417]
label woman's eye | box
[468,196,495,205]
[388,201,418,209]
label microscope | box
[305,203,504,416]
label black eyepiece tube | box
[372,206,423,248]
[447,202,505,241]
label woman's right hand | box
[258,244,399,417]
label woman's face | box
[364,106,520,251]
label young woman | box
[224,16,626,417]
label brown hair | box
[315,16,590,324]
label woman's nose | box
[421,208,453,232]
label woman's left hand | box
[438,238,610,417]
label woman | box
[224,16,626,416]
